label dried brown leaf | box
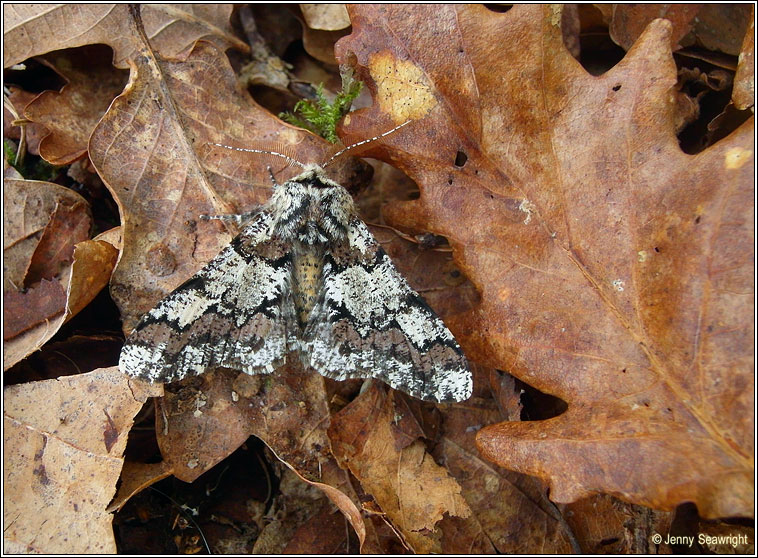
[3,278,66,340]
[733,6,755,110]
[429,364,576,553]
[2,179,114,369]
[686,4,754,56]
[3,178,88,289]
[300,4,350,31]
[328,384,471,554]
[3,86,47,156]
[336,4,754,518]
[3,367,161,553]
[2,4,247,70]
[25,201,91,285]
[65,239,120,317]
[302,26,349,65]
[250,467,326,554]
[605,4,702,51]
[281,501,355,553]
[4,239,118,370]
[23,46,129,166]
[107,460,173,513]
[562,495,673,553]
[152,365,378,551]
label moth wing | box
[302,219,472,402]
[119,212,297,383]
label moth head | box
[268,169,355,245]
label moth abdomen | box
[292,247,325,326]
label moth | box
[119,123,472,403]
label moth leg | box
[200,208,260,227]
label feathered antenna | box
[211,142,308,170]
[321,120,412,168]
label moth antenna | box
[211,142,308,170]
[271,141,304,169]
[322,120,412,168]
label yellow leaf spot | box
[368,51,437,124]
[725,147,752,169]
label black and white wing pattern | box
[301,218,472,403]
[119,211,297,383]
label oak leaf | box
[23,46,129,166]
[328,384,471,554]
[335,4,754,518]
[3,4,247,70]
[3,179,118,369]
[3,367,161,553]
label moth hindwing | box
[120,163,472,403]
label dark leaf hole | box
[484,4,512,13]
[612,84,622,91]
[516,378,568,421]
[454,150,468,167]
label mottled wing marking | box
[119,211,297,383]
[302,219,472,403]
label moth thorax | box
[292,249,324,325]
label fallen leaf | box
[300,4,350,31]
[281,501,357,553]
[4,239,119,370]
[94,226,123,251]
[2,4,248,70]
[152,363,384,551]
[25,201,92,285]
[3,367,161,553]
[298,5,352,66]
[437,438,574,553]
[3,86,47,156]
[733,6,755,110]
[107,461,173,513]
[597,5,702,51]
[64,239,120,317]
[696,521,755,554]
[429,363,576,553]
[302,26,349,65]
[23,46,130,166]
[336,4,754,518]
[3,278,66,340]
[328,384,471,554]
[250,467,327,554]
[3,178,88,290]
[3,178,115,370]
[685,4,754,56]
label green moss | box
[280,77,363,143]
